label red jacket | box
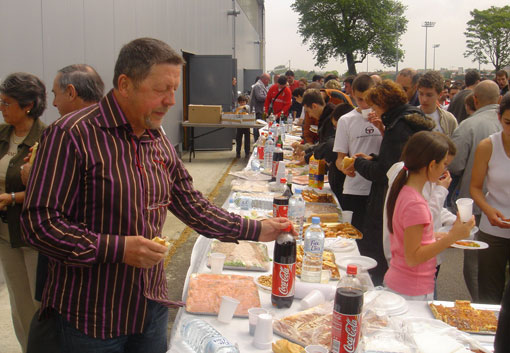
[288,80,300,93]
[264,85,292,116]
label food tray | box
[303,222,363,239]
[273,301,333,349]
[304,203,340,223]
[207,240,271,272]
[292,175,329,185]
[185,273,261,317]
[428,300,500,335]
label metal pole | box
[425,27,428,71]
[432,44,440,71]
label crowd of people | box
[241,67,510,350]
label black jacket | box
[353,104,435,284]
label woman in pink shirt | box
[384,131,475,299]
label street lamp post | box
[433,44,440,70]
[422,21,436,71]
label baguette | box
[152,236,170,247]
[28,142,39,164]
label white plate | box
[451,240,489,250]
[324,238,356,252]
[254,276,271,291]
[364,290,408,316]
[336,255,377,271]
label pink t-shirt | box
[384,185,436,296]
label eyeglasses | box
[0,100,12,108]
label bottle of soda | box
[271,143,284,181]
[271,224,296,309]
[331,264,363,353]
[273,178,290,218]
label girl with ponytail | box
[384,131,475,299]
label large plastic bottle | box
[181,318,240,353]
[263,133,275,171]
[331,265,363,353]
[271,144,284,182]
[286,114,294,133]
[288,189,306,241]
[271,224,296,309]
[301,217,325,283]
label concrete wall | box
[0,0,263,145]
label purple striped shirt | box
[21,90,260,338]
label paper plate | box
[364,290,408,316]
[336,255,377,271]
[451,240,489,250]
[324,238,356,252]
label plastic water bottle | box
[263,133,275,171]
[286,114,294,133]
[279,123,286,142]
[301,216,325,283]
[181,318,240,353]
[288,189,306,241]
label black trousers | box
[340,194,368,232]
[235,128,251,155]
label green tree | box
[464,6,510,71]
[291,0,407,75]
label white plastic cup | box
[252,313,273,349]
[210,252,226,274]
[342,210,353,224]
[301,289,325,310]
[248,307,268,336]
[456,198,473,223]
[305,345,328,353]
[217,296,240,323]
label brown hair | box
[364,79,407,112]
[386,131,450,233]
[418,71,444,94]
[302,89,325,108]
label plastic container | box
[263,133,275,171]
[181,318,240,353]
[288,189,306,241]
[301,217,325,283]
[331,265,363,353]
[271,144,284,182]
[286,114,294,133]
[308,155,326,189]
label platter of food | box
[450,240,489,250]
[292,175,329,185]
[255,274,272,291]
[303,222,363,239]
[296,245,341,280]
[185,273,261,317]
[428,300,499,334]
[301,189,336,204]
[208,240,271,271]
[273,301,333,349]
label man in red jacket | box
[264,76,292,118]
[285,70,300,92]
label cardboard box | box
[188,105,222,124]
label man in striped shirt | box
[21,37,291,353]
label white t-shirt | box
[333,109,383,195]
[422,107,442,133]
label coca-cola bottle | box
[271,225,296,309]
[331,264,363,353]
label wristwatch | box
[11,192,15,206]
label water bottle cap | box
[294,188,301,194]
[346,264,358,275]
[280,178,286,184]
[311,216,320,224]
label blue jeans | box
[55,300,168,353]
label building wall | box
[0,0,263,145]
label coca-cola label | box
[331,311,361,353]
[273,204,288,218]
[272,160,279,177]
[271,262,296,297]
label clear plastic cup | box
[301,289,325,310]
[210,253,226,274]
[253,313,273,349]
[217,296,240,323]
[456,198,473,223]
[248,307,268,336]
[342,210,353,223]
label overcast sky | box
[265,0,508,74]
